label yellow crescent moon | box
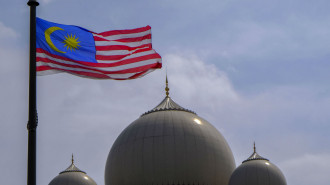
[45,26,66,53]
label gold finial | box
[165,75,169,97]
[253,142,256,153]
[71,154,74,165]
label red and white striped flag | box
[36,18,162,80]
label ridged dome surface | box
[229,148,286,185]
[105,96,235,185]
[49,162,97,185]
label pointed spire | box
[141,73,196,116]
[242,142,268,163]
[165,74,170,97]
[71,153,74,165]
[60,154,86,174]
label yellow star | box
[63,33,81,51]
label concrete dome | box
[228,145,286,185]
[49,157,97,185]
[105,91,236,185]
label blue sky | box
[1,0,330,185]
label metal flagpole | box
[27,1,39,185]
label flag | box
[36,18,162,80]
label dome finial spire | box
[243,142,269,163]
[71,153,74,165]
[165,74,169,97]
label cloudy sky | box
[1,0,330,185]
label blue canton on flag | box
[37,18,97,63]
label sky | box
[1,0,330,185]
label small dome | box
[49,156,97,185]
[105,79,235,185]
[229,144,287,185]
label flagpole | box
[27,1,39,185]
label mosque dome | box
[228,144,287,185]
[49,155,97,185]
[105,78,236,185]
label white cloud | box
[0,22,18,39]
[165,54,239,110]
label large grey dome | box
[49,157,97,185]
[105,87,236,185]
[228,144,287,185]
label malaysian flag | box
[36,18,162,79]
